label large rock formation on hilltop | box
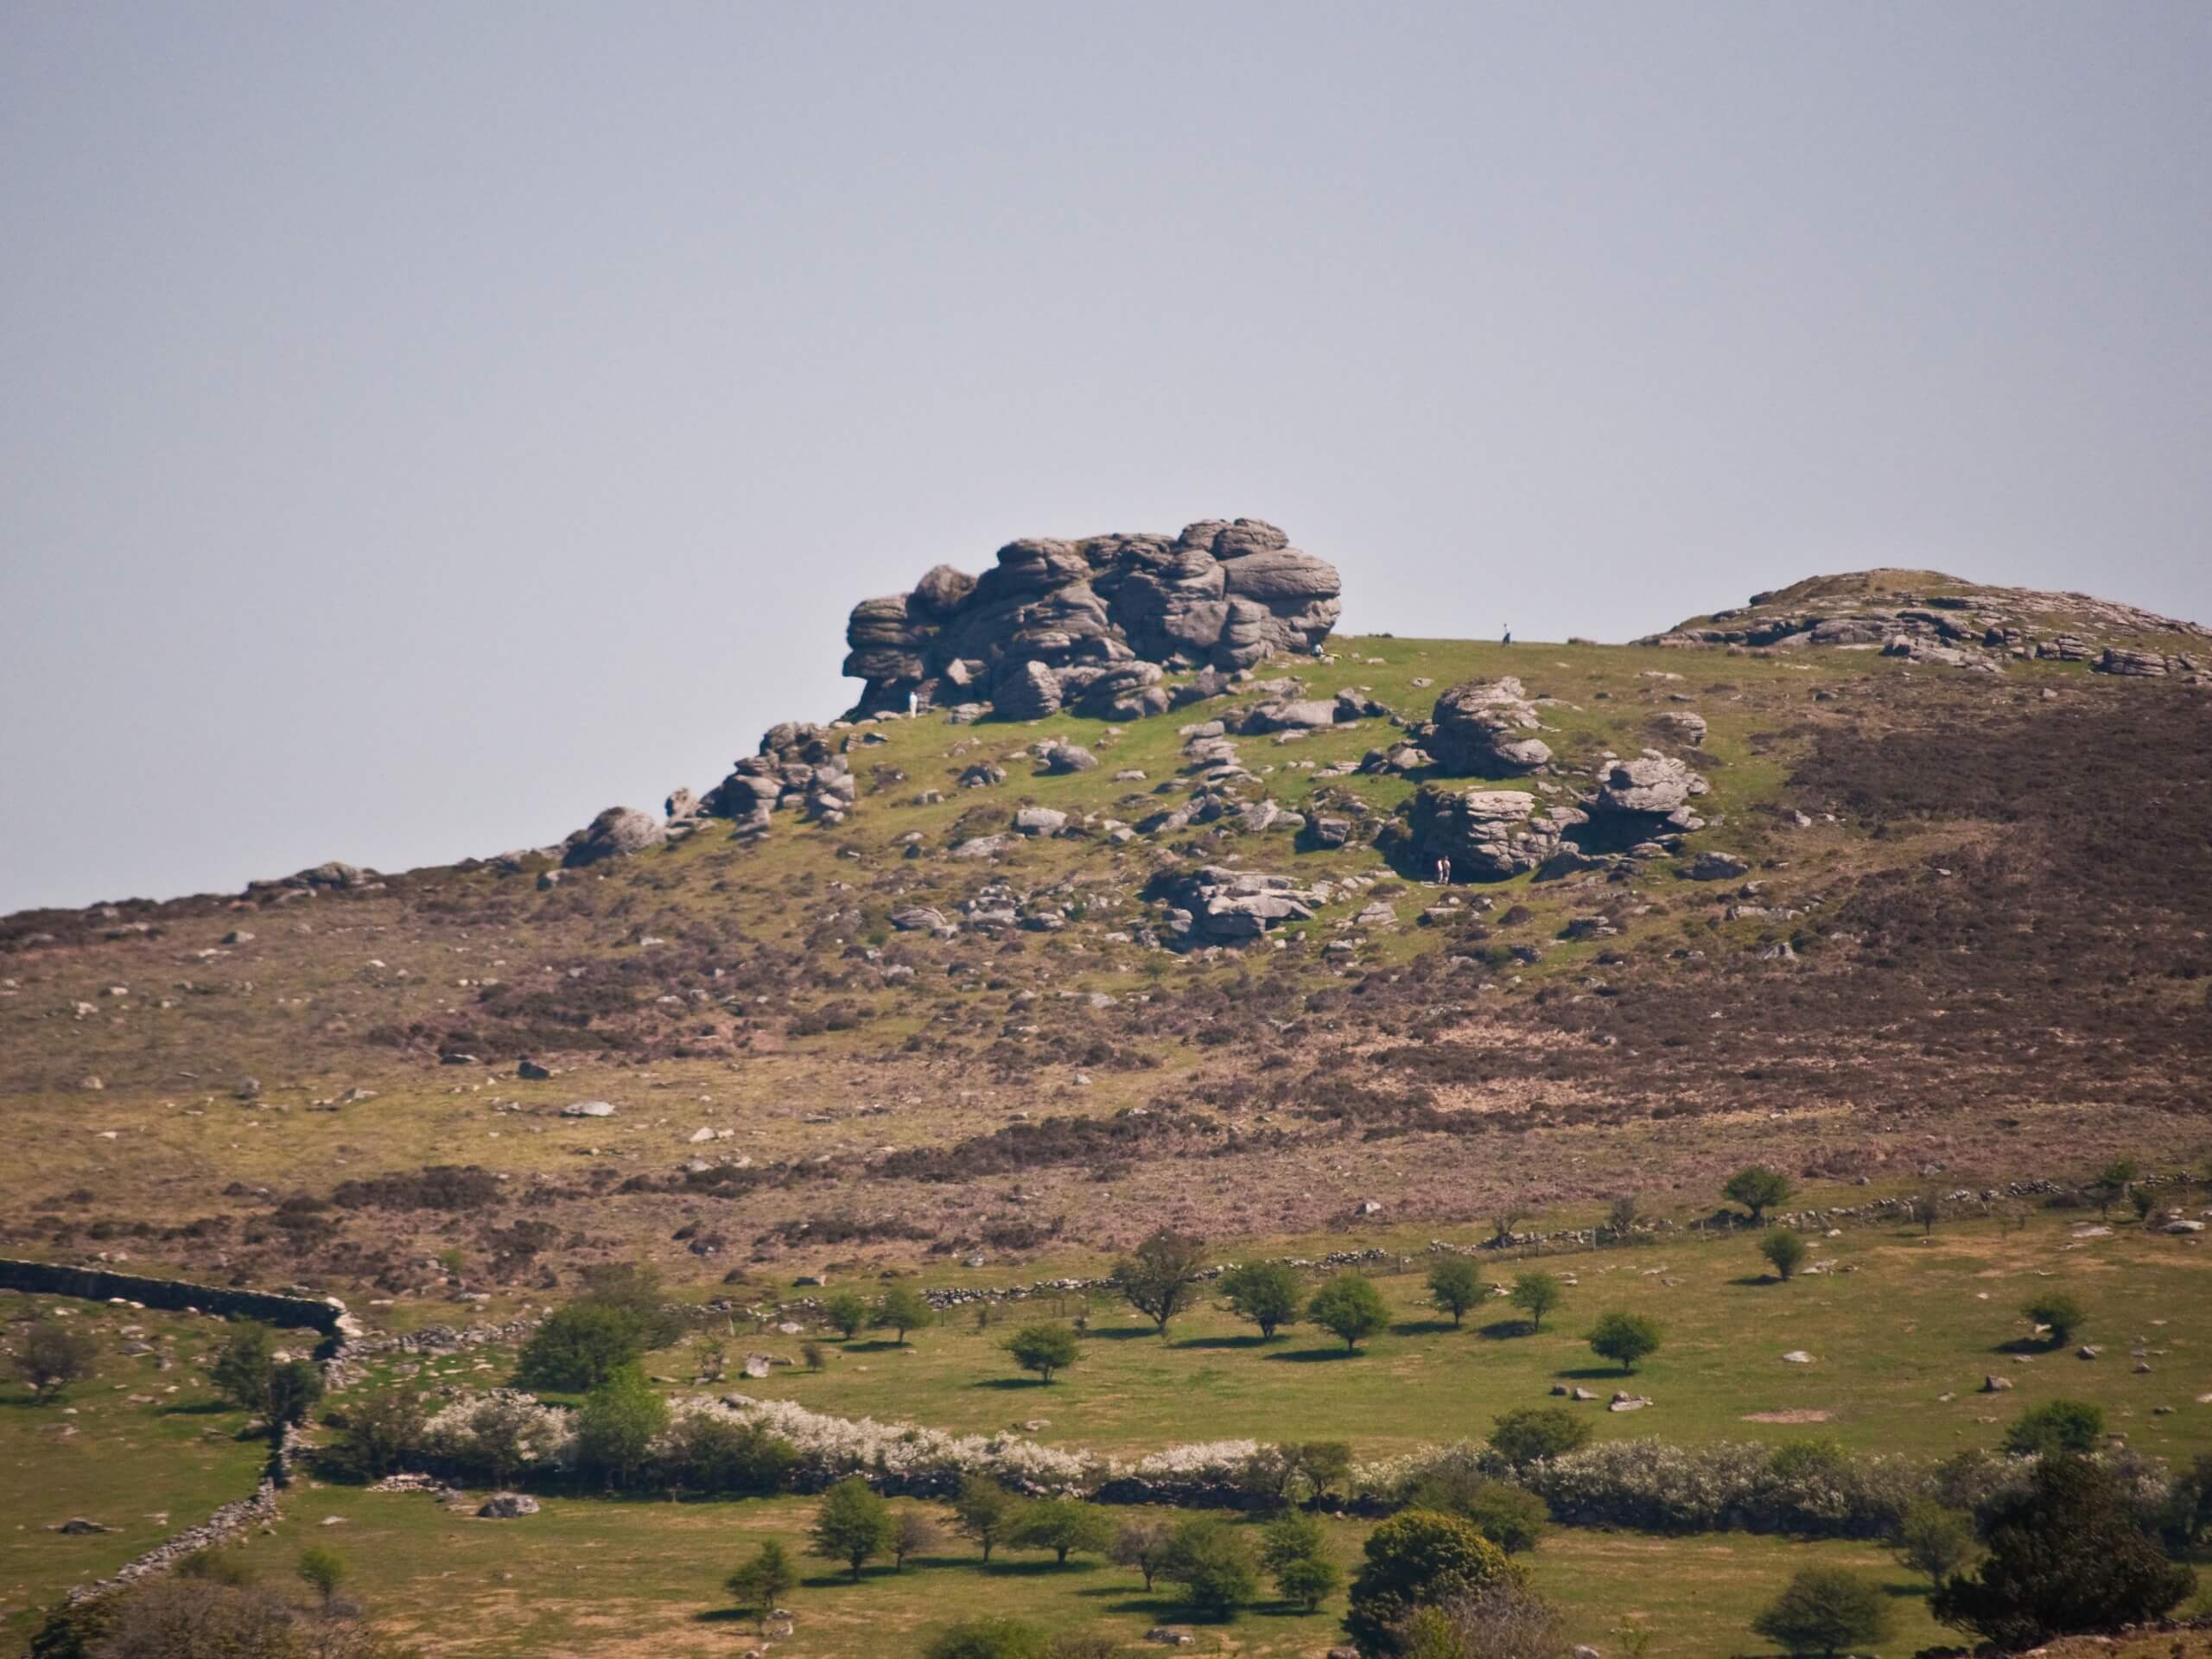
[841,518,1342,718]
[1643,569,2208,677]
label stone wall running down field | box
[0,1258,353,1347]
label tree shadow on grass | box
[1082,1325,1166,1343]
[1392,1319,1459,1338]
[842,1339,910,1354]
[970,1376,1055,1390]
[1174,1333,1273,1351]
[980,1557,1103,1580]
[1264,1345,1364,1363]
[1992,1337,2057,1356]
[1478,1319,1536,1340]
[1880,1580,1935,1600]
[157,1400,231,1416]
[1552,1365,1633,1381]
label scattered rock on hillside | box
[1586,751,1707,830]
[561,1100,616,1118]
[2096,646,2172,677]
[1686,850,1750,881]
[1157,867,1325,944]
[476,1494,539,1518]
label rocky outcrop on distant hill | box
[702,721,860,834]
[841,518,1341,717]
[1643,568,2206,673]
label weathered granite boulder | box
[561,806,665,868]
[1379,785,1587,880]
[840,519,1340,715]
[1427,678,1553,774]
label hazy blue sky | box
[4,4,2208,912]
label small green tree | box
[875,1286,935,1344]
[1459,1482,1548,1555]
[1218,1262,1302,1339]
[822,1290,871,1341]
[296,1546,345,1609]
[1751,1567,1891,1657]
[2002,1398,2105,1457]
[209,1325,276,1415]
[2023,1292,2087,1347]
[1760,1230,1808,1281]
[331,1387,427,1478]
[662,1410,797,1496]
[921,1617,1051,1659]
[726,1540,798,1632]
[1109,1229,1209,1336]
[1606,1194,1641,1243]
[1307,1273,1390,1353]
[1298,1440,1355,1503]
[515,1302,641,1391]
[809,1476,894,1581]
[1426,1258,1484,1327]
[1261,1510,1341,1611]
[1110,1516,1174,1589]
[1724,1165,1794,1225]
[1010,1497,1116,1565]
[262,1357,324,1440]
[1002,1322,1079,1383]
[14,1319,99,1403]
[893,1507,941,1569]
[1896,1500,1979,1586]
[575,1363,669,1489]
[1932,1455,2196,1649]
[1489,1406,1592,1465]
[1587,1311,1662,1372]
[1344,1510,1517,1653]
[2094,1158,2139,1220]
[1508,1271,1563,1332]
[953,1475,1019,1562]
[1158,1516,1261,1620]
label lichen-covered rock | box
[1586,751,1707,824]
[1379,785,1586,880]
[840,518,1340,715]
[562,806,666,868]
[1154,866,1325,944]
[1427,678,1553,774]
[2095,646,2171,677]
[702,724,857,831]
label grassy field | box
[681,1209,2212,1466]
[220,1482,1961,1659]
[0,1297,263,1643]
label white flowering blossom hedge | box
[406,1392,2180,1542]
[709,1394,1095,1490]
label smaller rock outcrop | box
[1155,867,1325,944]
[702,724,859,834]
[1379,785,1586,880]
[562,807,665,868]
[1425,678,1553,775]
